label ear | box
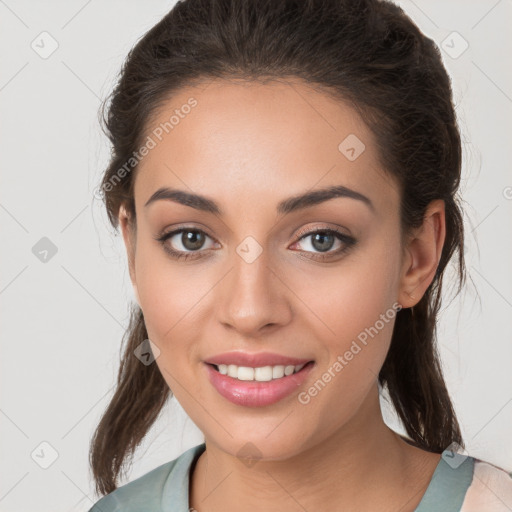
[398,199,446,308]
[118,204,141,307]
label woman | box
[88,0,512,510]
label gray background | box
[1,0,511,510]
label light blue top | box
[88,444,475,512]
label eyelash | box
[154,226,357,262]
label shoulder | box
[87,443,206,512]
[87,461,175,512]
[461,457,512,511]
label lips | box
[204,351,313,367]
[204,360,315,407]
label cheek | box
[293,236,401,344]
[290,235,402,398]
[134,252,211,398]
[134,240,203,345]
[289,249,402,439]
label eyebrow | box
[144,184,375,215]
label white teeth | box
[284,365,295,376]
[237,366,254,381]
[255,366,273,381]
[272,365,285,379]
[216,363,307,381]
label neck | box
[189,385,440,512]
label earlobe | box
[398,200,446,308]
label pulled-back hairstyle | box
[90,0,466,496]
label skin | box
[118,77,445,511]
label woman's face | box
[120,78,417,459]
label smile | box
[204,361,315,407]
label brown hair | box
[90,0,466,496]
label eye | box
[155,228,217,260]
[291,227,357,261]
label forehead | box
[134,78,399,217]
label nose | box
[217,248,293,336]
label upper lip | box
[204,351,314,367]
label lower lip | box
[204,361,315,407]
